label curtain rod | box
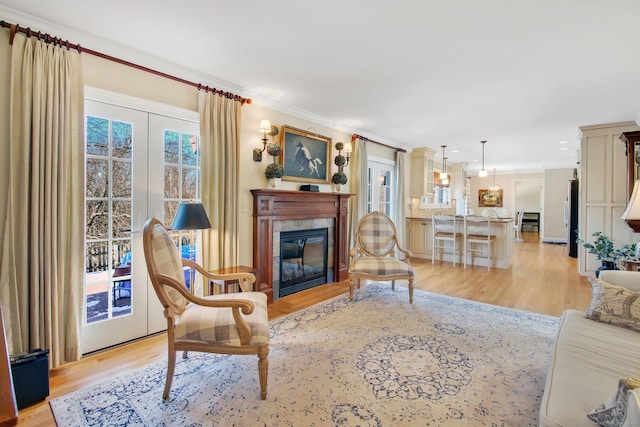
[0,20,252,105]
[351,133,407,153]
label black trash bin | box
[10,349,49,409]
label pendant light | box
[440,145,448,179]
[479,140,488,177]
[442,158,449,185]
[490,168,501,194]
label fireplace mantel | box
[251,189,352,303]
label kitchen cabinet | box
[406,218,432,259]
[410,148,435,198]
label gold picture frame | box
[281,125,331,184]
[478,189,503,207]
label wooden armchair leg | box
[391,279,396,290]
[349,278,354,301]
[163,349,176,400]
[258,346,269,400]
[408,277,414,304]
[182,350,189,359]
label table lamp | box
[171,202,211,259]
[171,202,211,231]
[621,179,640,258]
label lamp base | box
[253,148,263,162]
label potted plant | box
[265,163,284,188]
[266,143,282,157]
[331,171,348,192]
[577,232,637,275]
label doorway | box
[514,179,543,233]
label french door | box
[367,158,396,219]
[81,98,199,353]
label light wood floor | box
[18,232,592,426]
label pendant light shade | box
[490,169,501,194]
[479,140,488,177]
[440,145,448,179]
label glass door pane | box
[85,115,135,323]
[367,160,396,219]
[82,100,149,353]
[378,169,392,216]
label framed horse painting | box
[280,125,331,184]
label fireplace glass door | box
[279,228,328,297]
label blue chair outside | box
[115,244,197,301]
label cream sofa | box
[540,270,640,426]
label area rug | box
[50,283,558,426]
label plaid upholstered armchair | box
[348,211,415,303]
[142,218,269,400]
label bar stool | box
[513,210,525,242]
[463,216,496,270]
[432,215,462,266]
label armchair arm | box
[156,273,256,315]
[395,245,413,261]
[181,259,256,292]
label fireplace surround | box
[251,189,352,303]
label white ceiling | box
[2,0,640,174]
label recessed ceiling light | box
[559,141,569,144]
[451,149,459,153]
[560,147,569,151]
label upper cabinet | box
[410,148,435,198]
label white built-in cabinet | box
[579,121,639,274]
[410,148,435,198]
[406,218,433,259]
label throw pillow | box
[586,277,640,332]
[588,378,640,426]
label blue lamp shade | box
[170,203,212,230]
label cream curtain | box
[348,137,369,249]
[1,33,84,367]
[394,151,406,248]
[199,91,242,271]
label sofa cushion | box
[586,277,640,333]
[539,310,640,427]
[587,378,640,426]
[599,271,640,292]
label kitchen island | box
[406,216,515,269]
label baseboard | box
[541,238,567,244]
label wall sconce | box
[343,142,352,167]
[253,120,278,162]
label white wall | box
[542,168,575,242]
